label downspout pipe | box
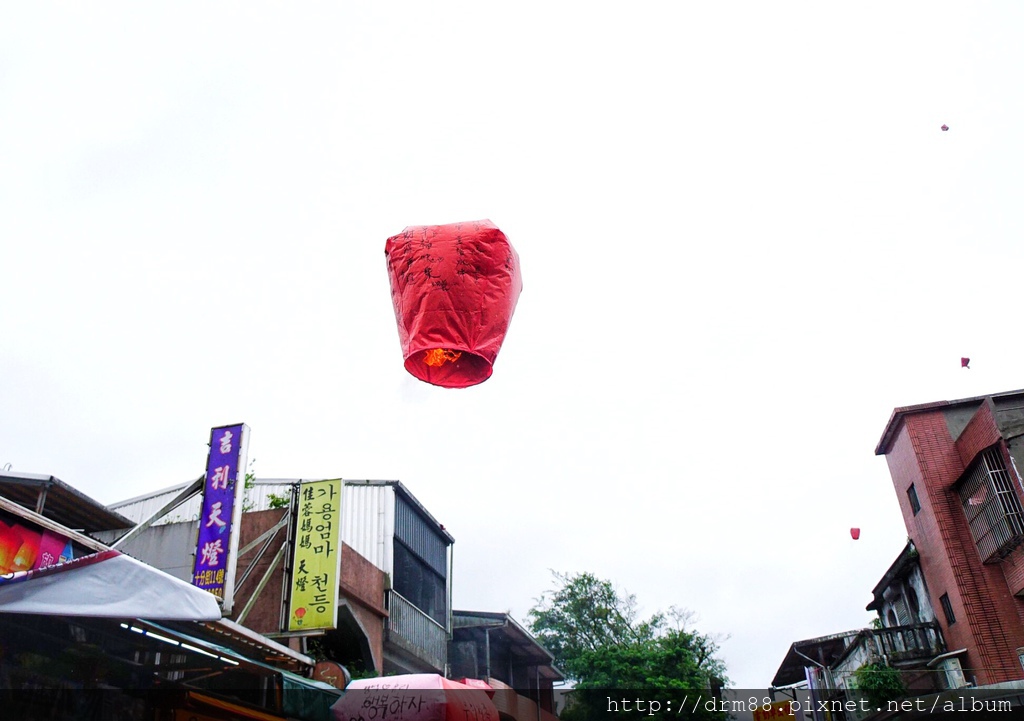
[536,666,542,721]
[485,627,492,681]
[481,620,509,683]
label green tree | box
[528,572,728,721]
[851,662,906,708]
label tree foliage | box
[528,572,728,721]
[851,662,906,707]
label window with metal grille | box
[957,447,1024,562]
[393,539,447,626]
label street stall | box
[0,613,341,720]
[0,486,342,721]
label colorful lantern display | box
[385,220,522,388]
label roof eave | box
[877,388,1024,455]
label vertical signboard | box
[287,479,342,631]
[192,423,249,613]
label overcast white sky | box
[3,2,1024,689]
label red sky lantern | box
[941,124,949,131]
[385,220,522,388]
[961,357,970,369]
[850,528,861,540]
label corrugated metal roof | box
[107,479,450,578]
[0,472,133,535]
[109,478,296,526]
[452,610,564,681]
[770,630,861,687]
[341,482,393,573]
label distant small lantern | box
[850,528,861,540]
[961,357,971,369]
[385,220,522,388]
[941,124,949,131]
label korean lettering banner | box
[287,479,342,631]
[192,423,249,610]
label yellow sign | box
[287,479,342,631]
[753,701,795,721]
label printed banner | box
[192,423,249,605]
[0,518,73,574]
[287,479,342,631]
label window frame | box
[940,593,956,625]
[907,483,921,515]
[392,537,448,626]
[956,447,1024,562]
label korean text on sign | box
[288,479,342,631]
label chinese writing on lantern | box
[192,424,248,601]
[288,479,342,631]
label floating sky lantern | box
[385,220,522,388]
[961,357,971,369]
[941,124,949,131]
[850,528,861,540]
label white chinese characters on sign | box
[192,423,249,605]
[201,539,224,566]
[211,465,230,490]
[206,501,227,529]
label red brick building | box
[876,389,1024,686]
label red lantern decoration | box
[385,220,522,388]
[850,528,861,540]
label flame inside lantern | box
[424,349,463,367]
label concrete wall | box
[99,520,197,582]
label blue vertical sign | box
[192,423,249,611]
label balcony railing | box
[869,622,944,662]
[821,623,944,691]
[385,589,448,672]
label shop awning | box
[0,470,133,535]
[0,549,222,621]
[139,620,343,721]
